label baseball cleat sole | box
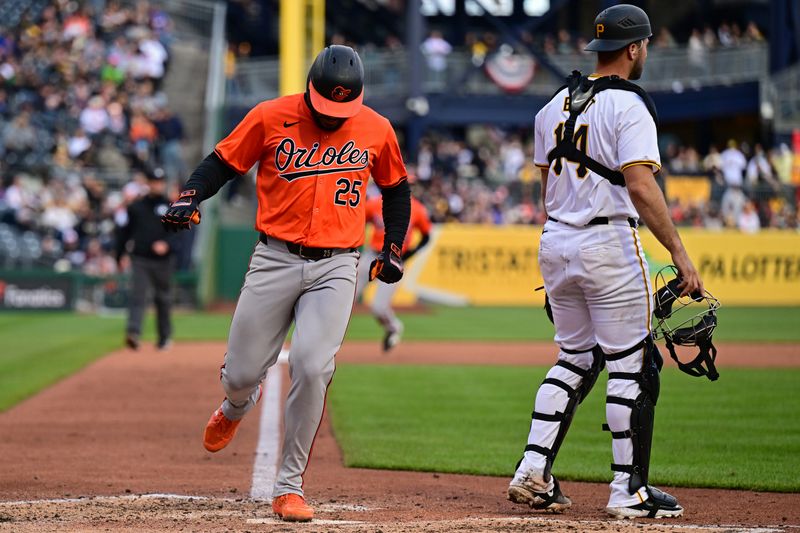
[507,484,572,513]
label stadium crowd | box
[410,129,800,232]
[0,1,795,279]
[319,20,767,72]
[0,0,188,274]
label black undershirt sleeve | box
[183,152,240,202]
[379,179,411,251]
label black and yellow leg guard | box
[604,336,663,494]
[521,345,605,481]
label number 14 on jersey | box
[553,122,589,178]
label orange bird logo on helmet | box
[331,86,351,101]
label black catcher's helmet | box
[585,4,653,52]
[652,266,721,381]
[307,45,364,118]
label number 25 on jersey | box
[334,178,362,207]
[553,122,589,178]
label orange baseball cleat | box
[203,408,242,452]
[272,493,314,522]
[203,384,262,452]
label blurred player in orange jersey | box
[356,178,432,351]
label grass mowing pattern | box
[0,313,123,411]
[0,312,235,411]
[328,365,800,492]
[348,305,800,343]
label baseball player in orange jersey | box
[507,4,703,520]
[356,191,432,351]
[161,45,410,522]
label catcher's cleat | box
[606,486,684,519]
[508,476,572,513]
[272,493,314,522]
[203,384,262,452]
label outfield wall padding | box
[211,225,800,306]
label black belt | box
[547,216,637,228]
[259,233,354,260]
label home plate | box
[246,518,363,525]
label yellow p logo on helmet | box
[596,23,605,38]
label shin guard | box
[523,345,605,481]
[605,336,662,493]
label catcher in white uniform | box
[508,4,703,519]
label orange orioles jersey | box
[365,196,432,254]
[214,93,407,248]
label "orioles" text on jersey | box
[275,139,369,181]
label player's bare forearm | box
[624,164,703,295]
[540,169,549,217]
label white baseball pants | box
[521,219,654,508]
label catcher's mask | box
[652,266,721,381]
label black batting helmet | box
[307,45,364,118]
[584,4,652,53]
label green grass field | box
[328,365,800,492]
[0,306,798,411]
[1,306,798,492]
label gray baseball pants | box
[355,248,402,334]
[127,255,173,342]
[219,237,358,497]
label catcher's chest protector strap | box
[546,71,658,187]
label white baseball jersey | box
[533,83,661,225]
[519,78,663,509]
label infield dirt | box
[0,340,797,532]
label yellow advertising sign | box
[389,225,800,307]
[407,225,544,306]
[664,175,711,205]
[638,229,800,306]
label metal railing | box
[769,64,800,135]
[196,0,228,307]
[227,58,282,107]
[226,43,769,105]
[150,0,217,43]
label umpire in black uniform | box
[116,170,175,350]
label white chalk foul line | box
[250,352,287,501]
[246,518,363,525]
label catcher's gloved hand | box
[369,243,404,284]
[161,189,200,232]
